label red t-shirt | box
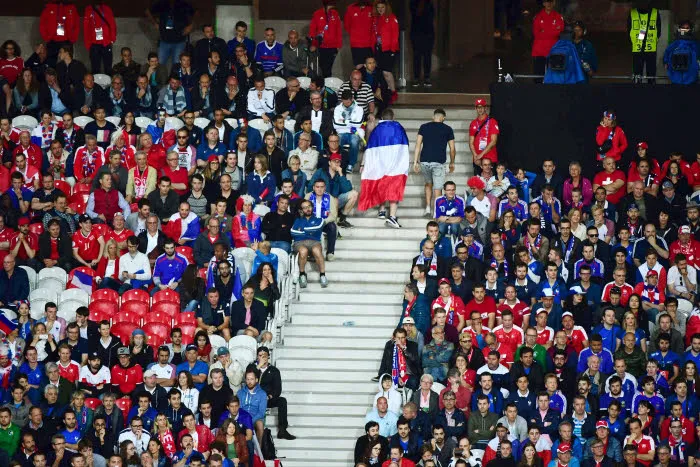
[469,116,499,163]
[49,237,60,260]
[565,326,588,353]
[536,326,555,346]
[593,169,627,205]
[0,57,24,87]
[669,239,700,269]
[146,144,167,172]
[106,228,134,255]
[161,166,189,196]
[58,360,81,383]
[623,435,655,467]
[601,281,634,306]
[496,300,531,327]
[466,296,497,324]
[492,325,524,356]
[0,227,16,264]
[8,232,38,260]
[482,343,514,367]
[72,230,102,262]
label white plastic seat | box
[248,119,270,139]
[60,289,89,306]
[252,205,270,218]
[208,334,226,351]
[431,381,446,394]
[38,267,68,286]
[135,117,153,130]
[165,117,184,131]
[271,248,289,278]
[105,116,121,127]
[233,248,255,284]
[30,289,58,304]
[284,119,296,134]
[298,76,311,90]
[228,335,257,366]
[264,76,286,93]
[19,266,37,291]
[73,116,94,128]
[57,303,79,323]
[36,278,65,296]
[194,117,210,130]
[324,77,344,92]
[29,300,48,321]
[93,74,111,89]
[224,118,239,129]
[12,115,38,131]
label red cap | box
[595,420,609,429]
[330,153,342,162]
[637,142,648,150]
[557,443,572,454]
[207,155,219,163]
[475,98,487,107]
[17,218,30,226]
[646,270,659,278]
[438,278,450,286]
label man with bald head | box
[593,156,627,206]
[619,180,659,224]
[275,76,309,120]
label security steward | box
[628,2,661,84]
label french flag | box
[357,120,409,211]
[230,268,243,303]
[70,269,94,293]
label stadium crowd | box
[360,99,700,467]
[0,0,412,466]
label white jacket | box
[118,251,152,284]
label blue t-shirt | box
[61,427,82,446]
[418,121,455,163]
[176,361,209,391]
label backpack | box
[260,428,277,460]
[666,39,699,84]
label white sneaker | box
[326,253,335,261]
[299,274,308,288]
[385,217,401,229]
[423,206,432,218]
[320,275,329,288]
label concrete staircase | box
[267,107,476,467]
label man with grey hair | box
[43,362,74,406]
[295,90,334,140]
[41,385,65,423]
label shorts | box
[293,239,321,253]
[420,162,446,187]
[338,190,354,210]
[351,47,374,66]
[376,50,397,72]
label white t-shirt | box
[667,265,697,294]
[470,196,492,219]
[79,365,111,386]
[148,363,176,390]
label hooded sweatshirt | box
[237,384,267,422]
[373,373,403,416]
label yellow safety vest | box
[630,8,658,53]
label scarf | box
[392,342,409,386]
[308,191,331,219]
[415,252,438,276]
[39,122,55,149]
[133,166,150,199]
[404,296,416,317]
[109,87,125,117]
[668,435,685,462]
[81,149,100,178]
[139,86,153,108]
[641,285,660,304]
[434,295,455,325]
[164,86,187,116]
[159,430,176,458]
[562,235,575,264]
[342,102,357,124]
[491,257,509,277]
[62,127,76,154]
[523,233,542,259]
[0,357,12,390]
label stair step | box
[277,357,379,371]
[285,325,392,339]
[292,303,401,316]
[393,108,477,120]
[260,447,357,461]
[303,270,406,284]
[323,259,411,273]
[298,281,403,294]
[330,248,417,261]
[277,369,377,382]
[283,336,387,350]
[402,119,470,130]
[279,347,383,361]
[333,227,427,239]
[285,380,378,393]
[274,437,357,450]
[279,391,375,405]
[296,293,399,304]
[347,216,435,228]
[332,238,420,250]
[291,313,399,326]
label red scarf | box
[404,297,417,317]
[159,430,176,458]
[133,166,149,199]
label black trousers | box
[632,51,657,83]
[90,44,113,75]
[268,396,289,430]
[411,34,434,80]
[533,56,547,83]
[318,48,338,77]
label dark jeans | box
[98,277,122,291]
[495,0,521,30]
[411,34,434,80]
[323,221,337,254]
[17,257,42,272]
[89,44,113,75]
[268,396,289,430]
[533,56,547,83]
[319,48,338,77]
[632,51,657,83]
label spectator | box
[255,28,284,76]
[247,77,275,123]
[118,236,151,293]
[39,68,71,115]
[112,48,141,89]
[229,283,266,338]
[422,326,453,382]
[332,89,364,173]
[86,172,130,224]
[531,0,564,79]
[12,69,40,117]
[277,77,309,121]
[146,0,196,69]
[38,218,73,271]
[55,45,86,94]
[71,215,106,268]
[572,21,598,80]
[160,74,188,118]
[193,24,228,73]
[230,44,258,93]
[236,367,267,443]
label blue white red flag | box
[70,269,93,293]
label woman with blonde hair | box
[567,207,587,241]
[96,238,122,291]
[152,413,176,459]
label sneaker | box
[338,218,354,228]
[299,274,308,288]
[423,206,432,218]
[390,90,399,104]
[378,210,387,219]
[320,275,329,288]
[424,79,432,87]
[346,164,354,173]
[371,376,380,382]
[386,216,401,229]
[326,253,335,262]
[411,81,421,87]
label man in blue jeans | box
[146,0,196,68]
[333,90,365,172]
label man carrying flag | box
[358,109,409,229]
[375,327,420,390]
[163,201,201,248]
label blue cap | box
[132,329,145,337]
[627,202,639,211]
[462,227,475,237]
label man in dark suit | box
[75,306,99,345]
[71,73,107,117]
[130,370,169,413]
[230,283,267,336]
[137,214,170,266]
[294,91,334,141]
[411,239,447,281]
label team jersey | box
[564,326,589,353]
[498,199,529,221]
[492,325,524,356]
[432,294,467,328]
[79,365,111,386]
[469,115,500,163]
[496,300,531,327]
[57,360,81,383]
[106,228,134,255]
[462,326,491,349]
[466,296,497,324]
[72,229,102,262]
[536,326,555,346]
[623,434,655,467]
[434,195,465,218]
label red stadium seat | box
[112,310,143,326]
[149,335,168,356]
[29,223,44,236]
[91,223,111,238]
[67,267,96,291]
[151,301,179,319]
[89,300,118,318]
[144,310,173,328]
[174,312,197,326]
[88,309,106,323]
[143,322,170,342]
[69,201,86,215]
[73,183,91,194]
[178,324,197,345]
[84,398,102,410]
[54,179,72,196]
[111,322,138,345]
[152,290,181,306]
[92,289,119,304]
[70,193,89,206]
[121,289,150,306]
[115,397,132,420]
[176,246,194,264]
[120,301,148,318]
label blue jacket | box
[291,215,323,242]
[231,127,263,153]
[252,251,279,279]
[399,295,431,336]
[434,408,467,440]
[218,408,254,431]
[389,432,423,463]
[237,384,267,422]
[420,236,452,259]
[543,40,587,84]
[529,408,560,438]
[551,437,583,461]
[472,389,504,416]
[280,169,307,198]
[506,390,538,421]
[153,252,188,286]
[227,36,256,60]
[246,171,277,204]
[308,168,353,198]
[0,267,30,306]
[254,41,284,74]
[196,141,228,161]
[528,302,564,331]
[577,348,614,374]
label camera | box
[453,448,464,457]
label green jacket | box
[516,343,548,370]
[467,410,499,445]
[0,422,21,457]
[614,347,648,379]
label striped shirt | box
[337,81,374,115]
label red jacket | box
[531,9,564,57]
[12,143,43,169]
[83,4,117,50]
[111,363,143,395]
[382,460,415,467]
[40,2,80,44]
[373,14,400,52]
[661,158,694,181]
[309,7,343,49]
[595,125,628,162]
[178,425,215,453]
[145,144,167,172]
[96,255,120,281]
[344,2,375,48]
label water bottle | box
[342,321,355,326]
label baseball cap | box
[541,289,554,298]
[17,218,30,226]
[113,212,124,218]
[475,98,487,107]
[627,202,638,211]
[132,329,145,337]
[596,420,609,429]
[461,227,475,237]
[117,347,130,356]
[536,307,548,315]
[646,270,659,278]
[217,347,230,357]
[438,278,450,286]
[402,317,416,325]
[185,344,198,352]
[662,180,674,190]
[88,351,100,360]
[78,214,92,223]
[329,153,342,162]
[679,225,692,235]
[688,201,700,211]
[207,155,219,163]
[557,443,572,454]
[561,311,573,319]
[569,286,586,295]
[637,142,648,150]
[143,369,156,378]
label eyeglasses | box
[177,136,188,139]
[132,424,143,428]
[588,234,598,238]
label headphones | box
[573,20,587,36]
